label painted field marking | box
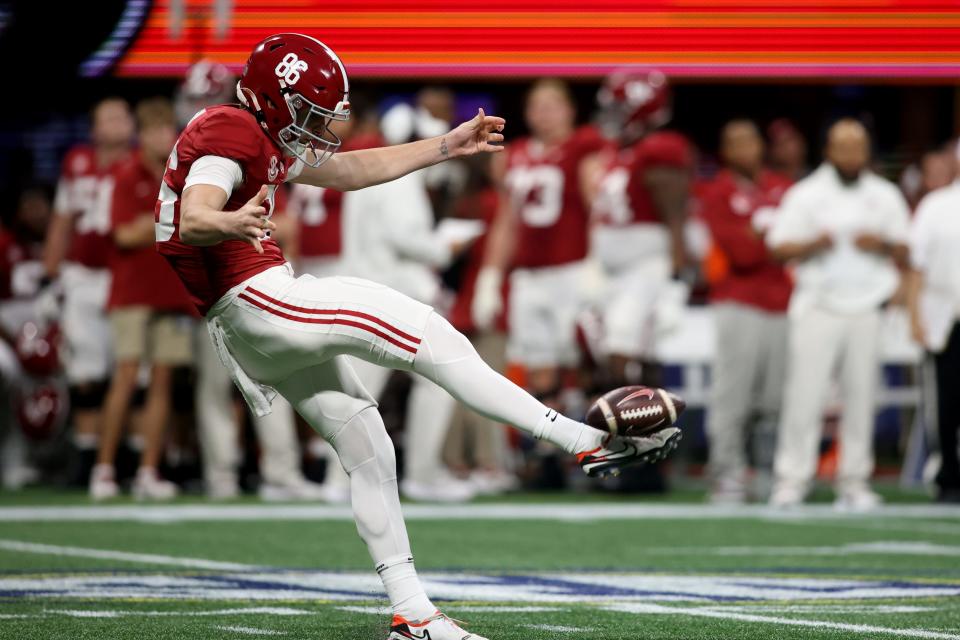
[0,502,958,522]
[523,624,590,632]
[777,518,960,537]
[336,605,565,615]
[608,602,960,640]
[213,625,286,636]
[45,607,311,619]
[644,541,960,557]
[0,539,258,571]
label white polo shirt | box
[768,164,910,315]
[911,180,960,351]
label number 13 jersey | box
[504,126,604,269]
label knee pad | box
[329,406,395,476]
[69,381,108,410]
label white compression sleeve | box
[411,313,605,455]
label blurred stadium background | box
[0,1,959,639]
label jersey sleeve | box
[640,132,694,169]
[184,156,243,195]
[882,183,911,244]
[182,110,263,178]
[701,181,770,269]
[910,193,936,272]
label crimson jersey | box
[289,134,382,259]
[155,105,296,315]
[54,146,128,269]
[701,168,793,312]
[593,131,694,227]
[109,153,194,313]
[505,126,604,269]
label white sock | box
[376,554,436,621]
[533,409,606,454]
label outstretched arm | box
[293,109,505,192]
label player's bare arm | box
[113,214,157,249]
[293,109,505,192]
[645,166,691,273]
[471,150,516,329]
[180,183,276,253]
[41,214,72,279]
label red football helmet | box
[15,321,61,377]
[237,33,350,167]
[176,59,236,127]
[597,69,671,142]
[16,382,67,442]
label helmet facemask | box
[279,93,350,167]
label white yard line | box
[47,607,311,618]
[0,502,958,522]
[213,625,286,636]
[608,602,960,640]
[0,539,258,571]
[643,541,960,557]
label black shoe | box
[935,488,960,504]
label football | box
[585,385,686,437]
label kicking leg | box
[412,312,604,456]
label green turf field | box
[1,487,959,639]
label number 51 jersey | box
[504,126,604,269]
[155,105,296,316]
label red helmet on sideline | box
[597,69,671,142]
[237,33,350,167]
[15,321,61,377]
[16,382,67,442]
[176,59,236,127]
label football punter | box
[157,34,680,639]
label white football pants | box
[195,323,305,489]
[773,305,882,496]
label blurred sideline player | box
[700,120,792,503]
[767,119,910,510]
[89,99,195,501]
[158,34,679,639]
[0,187,59,488]
[338,100,476,503]
[176,60,325,500]
[581,70,693,387]
[445,157,517,495]
[473,79,603,406]
[43,98,134,473]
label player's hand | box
[471,266,504,331]
[227,185,276,254]
[444,109,505,159]
[808,232,833,256]
[854,232,889,256]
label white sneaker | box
[470,470,519,496]
[402,473,477,503]
[132,467,179,501]
[769,483,805,508]
[89,464,119,501]
[207,478,241,500]
[259,477,330,502]
[387,611,487,640]
[834,487,883,512]
[709,476,748,505]
[316,482,351,504]
[577,427,682,478]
